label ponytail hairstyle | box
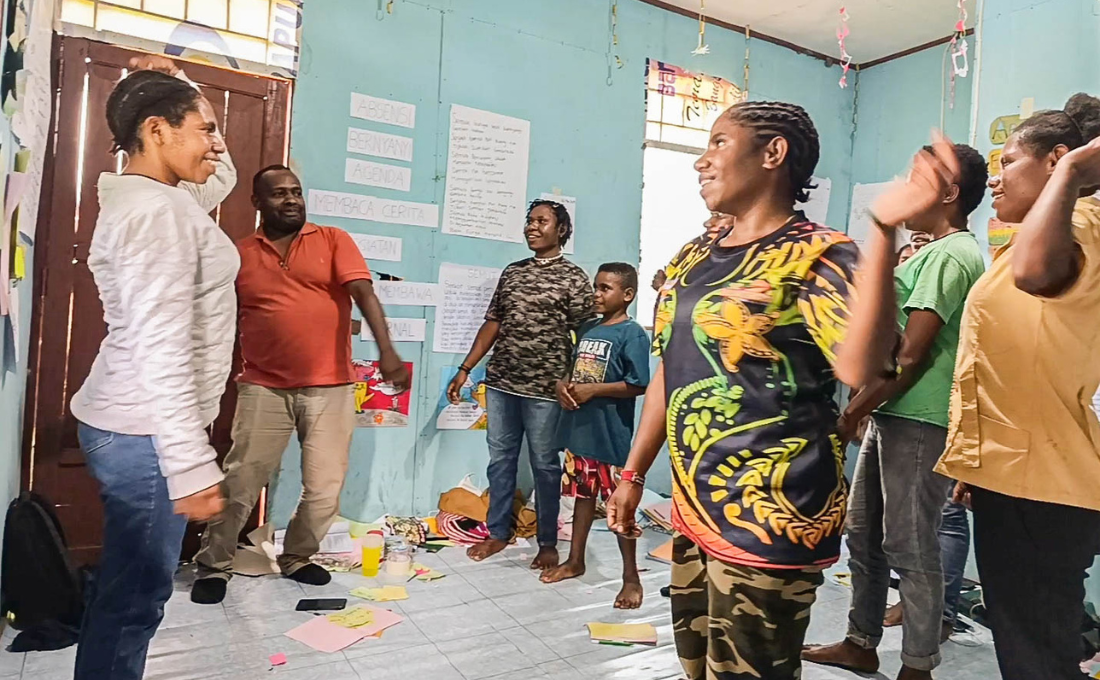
[724,101,821,203]
[1012,92,1100,157]
[106,70,203,155]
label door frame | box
[20,35,292,563]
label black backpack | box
[0,492,84,630]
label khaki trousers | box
[195,383,355,579]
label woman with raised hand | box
[69,55,237,680]
[834,93,1100,680]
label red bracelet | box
[620,469,646,486]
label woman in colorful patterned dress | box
[606,101,859,680]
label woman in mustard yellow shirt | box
[836,94,1100,680]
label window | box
[644,59,745,150]
[60,0,301,75]
[637,60,744,326]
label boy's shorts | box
[561,449,621,501]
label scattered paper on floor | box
[586,622,658,645]
[232,544,279,576]
[412,563,445,581]
[350,586,409,602]
[285,616,372,653]
[327,607,375,629]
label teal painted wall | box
[851,43,973,186]
[269,0,857,524]
[969,0,1100,254]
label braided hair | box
[1013,93,1100,156]
[724,101,820,203]
[106,70,203,155]
[527,199,573,247]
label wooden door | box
[21,36,291,565]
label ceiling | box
[654,0,974,64]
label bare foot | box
[801,640,880,674]
[541,560,585,583]
[614,580,644,609]
[897,666,933,680]
[466,538,508,561]
[530,546,559,570]
[884,601,903,627]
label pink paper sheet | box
[285,617,367,653]
[284,606,404,653]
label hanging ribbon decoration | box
[606,0,622,85]
[837,7,852,88]
[692,0,710,55]
[948,0,970,106]
[743,26,751,99]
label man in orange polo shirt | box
[191,165,410,604]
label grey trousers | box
[845,414,953,671]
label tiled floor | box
[0,530,1000,679]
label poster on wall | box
[436,366,488,430]
[442,105,530,243]
[6,0,54,241]
[433,262,502,354]
[353,359,413,427]
[987,218,1017,257]
[538,192,576,255]
[796,176,831,225]
[847,182,896,247]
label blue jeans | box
[846,414,952,671]
[74,424,188,680]
[484,388,562,547]
[939,498,971,625]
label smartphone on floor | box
[295,598,347,612]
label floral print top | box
[653,217,859,568]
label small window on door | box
[59,0,302,75]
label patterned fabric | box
[654,218,858,568]
[436,511,490,545]
[385,516,427,546]
[670,533,823,680]
[561,449,620,501]
[484,257,595,400]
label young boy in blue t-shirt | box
[541,262,651,609]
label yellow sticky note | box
[412,563,445,581]
[349,586,408,602]
[13,246,25,280]
[586,622,657,643]
[326,607,375,629]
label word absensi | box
[347,232,402,263]
[347,127,413,162]
[350,93,416,129]
[361,317,427,343]
[345,158,411,192]
[309,189,438,228]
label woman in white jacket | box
[69,56,237,680]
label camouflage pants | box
[670,534,824,680]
